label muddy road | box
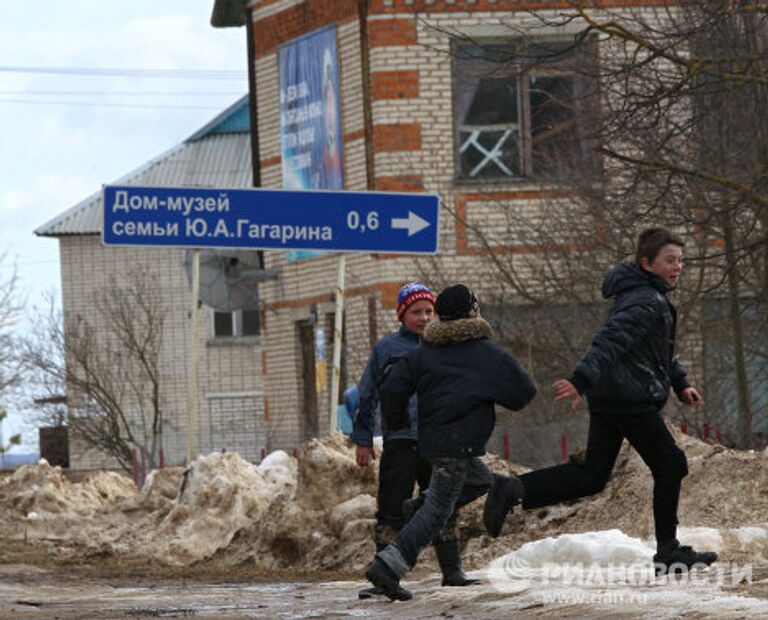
[2,561,767,620]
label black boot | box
[653,540,718,575]
[483,474,525,538]
[434,540,481,587]
[365,494,420,597]
[364,557,412,601]
[358,584,386,599]
[358,540,390,599]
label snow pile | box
[0,459,135,518]
[294,434,377,510]
[1,429,766,574]
[214,437,379,570]
[484,529,768,616]
[151,450,297,565]
[463,424,768,570]
[259,450,298,499]
[138,466,185,511]
[515,529,653,566]
[487,529,654,594]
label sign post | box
[329,254,345,433]
[103,185,440,449]
[187,249,200,464]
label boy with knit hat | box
[351,282,479,599]
[364,284,536,601]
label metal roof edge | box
[184,94,250,143]
[34,141,187,238]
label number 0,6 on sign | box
[346,210,380,234]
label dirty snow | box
[1,427,766,593]
[484,529,768,618]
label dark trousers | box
[519,410,688,546]
[379,456,493,574]
[376,439,432,532]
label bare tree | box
[23,267,168,476]
[539,2,768,448]
[0,251,23,399]
[0,252,23,457]
[416,2,766,446]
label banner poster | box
[278,25,344,262]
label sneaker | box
[653,542,718,575]
[483,474,525,538]
[364,558,413,601]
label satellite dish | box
[183,250,278,312]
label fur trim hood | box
[423,317,493,346]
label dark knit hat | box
[435,284,479,321]
[396,282,436,321]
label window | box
[212,309,260,338]
[453,38,595,182]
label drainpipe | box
[246,6,261,189]
[245,4,266,271]
[358,0,375,190]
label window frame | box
[452,35,596,184]
[210,307,260,340]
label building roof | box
[210,0,249,28]
[35,95,252,238]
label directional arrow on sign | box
[391,211,430,237]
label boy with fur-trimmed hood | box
[352,282,481,599]
[364,284,536,601]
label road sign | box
[102,185,439,254]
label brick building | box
[36,98,271,469]
[213,0,600,461]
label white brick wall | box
[59,236,263,469]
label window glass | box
[530,75,579,175]
[214,311,234,337]
[454,37,594,182]
[212,309,260,338]
[242,310,260,336]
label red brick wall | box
[253,0,358,58]
[374,175,424,192]
[372,123,422,152]
[368,17,417,47]
[252,0,676,58]
[371,70,419,100]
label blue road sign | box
[102,185,439,254]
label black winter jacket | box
[379,317,536,459]
[569,261,690,414]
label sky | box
[0,1,248,452]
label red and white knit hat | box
[396,282,436,321]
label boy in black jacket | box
[364,284,537,600]
[352,282,481,599]
[484,228,718,575]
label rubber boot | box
[364,557,413,601]
[434,539,481,587]
[358,537,392,599]
[483,474,525,538]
